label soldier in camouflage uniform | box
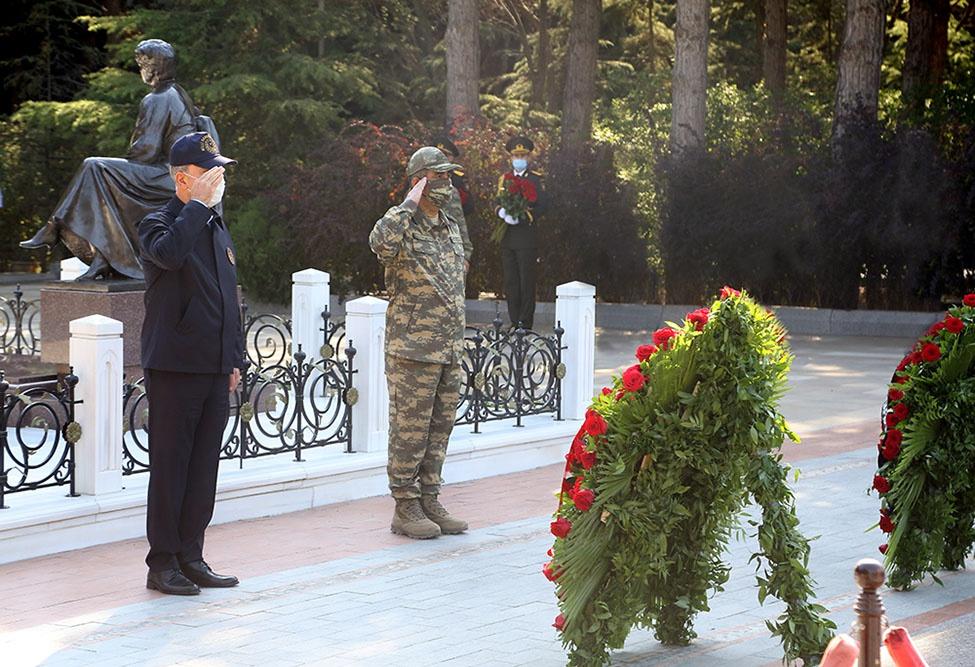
[369,146,471,540]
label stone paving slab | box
[3,445,973,666]
[6,330,969,666]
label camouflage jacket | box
[369,201,467,364]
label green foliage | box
[0,99,132,264]
[872,299,975,590]
[549,291,835,665]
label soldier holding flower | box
[495,135,546,330]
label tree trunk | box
[647,0,656,72]
[561,0,601,156]
[532,0,551,112]
[763,0,787,96]
[445,0,480,130]
[902,0,950,113]
[671,0,710,154]
[832,0,885,146]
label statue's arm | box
[127,94,166,163]
[139,202,212,271]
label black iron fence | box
[0,285,40,356]
[457,316,565,432]
[2,293,568,489]
[121,307,356,475]
[0,370,81,508]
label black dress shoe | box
[146,568,200,596]
[180,560,239,588]
[19,221,58,250]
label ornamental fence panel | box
[122,307,356,475]
[0,370,81,507]
[0,285,40,357]
[456,315,565,432]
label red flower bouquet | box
[492,173,538,243]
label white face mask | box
[210,179,226,207]
[512,158,528,172]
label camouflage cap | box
[407,146,461,177]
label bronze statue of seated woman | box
[21,39,214,281]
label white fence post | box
[345,296,388,453]
[69,315,124,496]
[556,281,596,421]
[291,269,330,364]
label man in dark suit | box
[138,131,244,595]
[496,135,546,329]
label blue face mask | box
[512,158,528,172]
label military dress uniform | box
[497,136,546,329]
[138,132,243,594]
[434,137,475,217]
[369,147,471,539]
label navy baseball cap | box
[169,131,237,169]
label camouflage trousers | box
[386,354,462,500]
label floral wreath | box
[871,293,975,590]
[546,287,834,666]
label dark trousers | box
[501,245,538,329]
[145,369,229,572]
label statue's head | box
[135,39,176,88]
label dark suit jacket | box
[497,170,546,249]
[138,196,244,375]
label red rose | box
[892,402,910,422]
[879,543,888,555]
[553,613,566,631]
[573,488,595,511]
[583,409,608,437]
[720,285,741,299]
[927,321,946,337]
[547,548,553,557]
[636,344,658,361]
[601,387,612,396]
[921,342,942,363]
[882,429,903,460]
[652,327,678,349]
[894,374,909,384]
[543,561,563,581]
[873,475,891,494]
[615,389,626,401]
[883,441,901,461]
[687,308,710,331]
[551,517,572,538]
[888,389,904,402]
[885,413,899,429]
[945,316,964,334]
[579,449,597,470]
[622,365,646,392]
[562,477,575,496]
[879,513,895,533]
[521,178,538,203]
[964,294,975,307]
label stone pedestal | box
[40,281,145,373]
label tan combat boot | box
[421,494,468,534]
[391,498,441,539]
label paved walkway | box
[4,334,974,666]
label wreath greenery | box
[546,288,835,666]
[872,294,975,590]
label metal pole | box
[64,368,79,497]
[855,558,886,667]
[0,371,8,508]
